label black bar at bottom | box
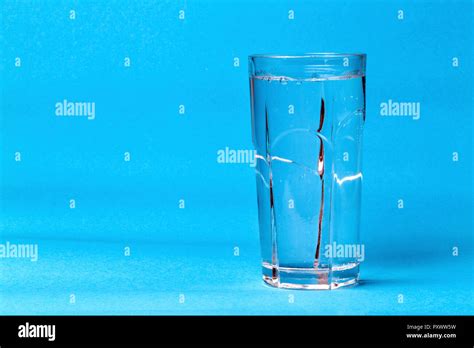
[0,315,472,346]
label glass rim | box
[249,52,366,60]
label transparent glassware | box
[249,53,366,289]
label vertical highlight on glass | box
[249,53,366,289]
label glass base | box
[262,262,359,290]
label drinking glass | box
[249,53,366,289]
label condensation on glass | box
[249,53,366,289]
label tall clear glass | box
[249,53,366,289]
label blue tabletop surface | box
[1,235,472,315]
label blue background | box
[0,0,472,314]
